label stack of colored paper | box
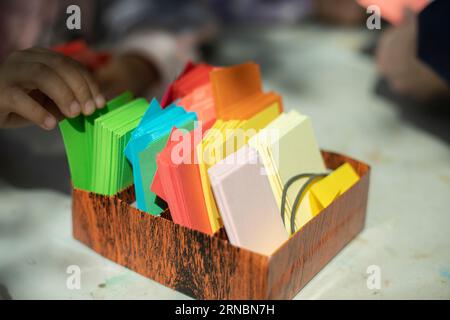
[209,145,289,255]
[211,62,283,120]
[57,56,363,256]
[248,110,326,234]
[161,62,214,107]
[125,99,197,214]
[90,98,149,195]
[172,63,214,99]
[59,91,134,192]
[178,83,216,126]
[151,124,214,234]
[197,102,281,233]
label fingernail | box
[43,116,56,130]
[95,95,106,109]
[70,101,81,117]
[84,100,95,115]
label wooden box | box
[72,150,370,299]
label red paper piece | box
[52,40,111,71]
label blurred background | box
[0,0,449,299]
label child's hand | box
[0,48,106,130]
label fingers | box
[68,58,106,109]
[28,89,66,121]
[37,48,106,110]
[6,61,80,119]
[5,86,57,130]
[31,49,98,115]
[7,48,105,116]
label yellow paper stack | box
[249,110,327,233]
[197,103,281,233]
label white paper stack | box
[208,145,288,256]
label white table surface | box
[1,24,449,299]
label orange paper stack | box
[211,62,283,120]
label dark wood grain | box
[72,150,370,299]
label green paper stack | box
[59,91,149,195]
[91,98,149,195]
